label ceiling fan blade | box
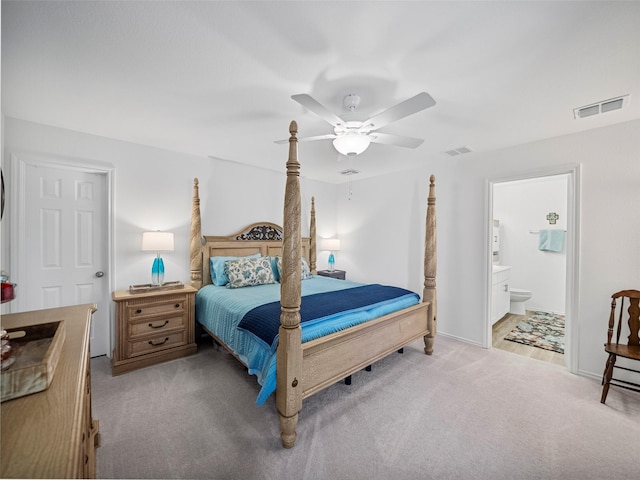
[274,133,336,144]
[369,132,424,149]
[364,92,436,131]
[291,94,344,127]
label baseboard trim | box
[578,369,602,382]
[437,331,484,348]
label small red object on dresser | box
[1,271,16,303]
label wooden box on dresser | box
[111,285,197,375]
[1,304,100,479]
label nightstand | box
[111,285,197,375]
[317,269,346,280]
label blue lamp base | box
[151,256,165,285]
[328,252,335,271]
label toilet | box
[509,288,533,315]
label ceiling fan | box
[276,91,436,156]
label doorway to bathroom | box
[487,166,580,373]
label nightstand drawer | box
[128,299,185,318]
[128,330,188,357]
[129,314,186,338]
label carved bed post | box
[423,175,437,355]
[190,178,203,289]
[277,120,303,448]
[309,197,317,274]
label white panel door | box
[22,163,109,357]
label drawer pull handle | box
[175,303,180,309]
[149,337,169,346]
[135,309,142,314]
[148,320,169,329]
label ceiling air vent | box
[574,95,629,119]
[340,168,360,176]
[444,146,473,157]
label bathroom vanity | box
[491,265,511,324]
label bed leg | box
[365,365,372,371]
[279,413,298,449]
[424,334,434,356]
[397,348,404,354]
[423,292,436,356]
[344,375,352,385]
[423,304,436,356]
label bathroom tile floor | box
[492,311,565,366]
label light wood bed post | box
[423,175,437,355]
[190,178,203,289]
[277,120,303,448]
[309,197,317,274]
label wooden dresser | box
[111,285,197,375]
[1,304,100,479]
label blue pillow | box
[268,256,280,282]
[210,253,261,286]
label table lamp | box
[322,238,341,271]
[141,231,174,285]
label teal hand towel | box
[538,229,565,252]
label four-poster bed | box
[189,120,437,448]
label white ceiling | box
[2,1,639,184]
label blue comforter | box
[195,276,419,405]
[239,284,418,347]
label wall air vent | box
[444,146,473,157]
[574,95,629,119]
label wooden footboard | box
[302,302,431,398]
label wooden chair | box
[601,289,640,404]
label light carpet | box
[91,336,639,480]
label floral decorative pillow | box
[210,253,261,286]
[225,256,276,289]
[276,256,313,281]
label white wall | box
[494,175,568,314]
[341,119,640,380]
[1,117,338,309]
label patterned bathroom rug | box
[504,311,565,354]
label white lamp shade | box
[333,133,371,156]
[141,231,174,252]
[322,238,341,251]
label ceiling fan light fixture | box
[333,133,371,156]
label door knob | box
[95,271,105,278]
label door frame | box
[484,164,581,374]
[9,151,115,356]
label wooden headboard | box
[189,178,316,289]
[199,223,312,287]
